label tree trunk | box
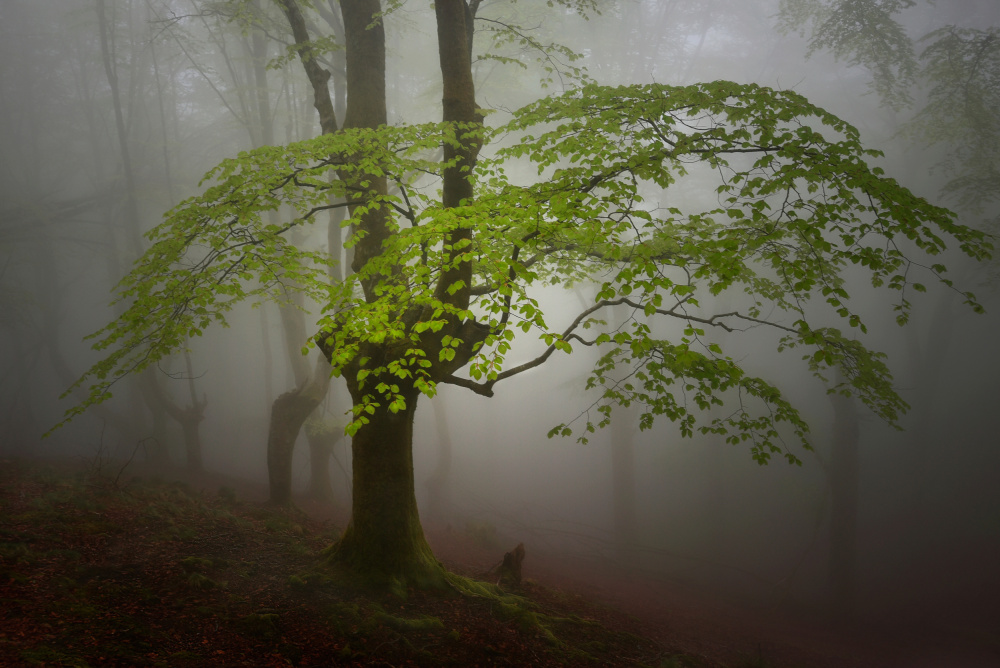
[903,281,961,551]
[610,304,639,563]
[180,416,204,472]
[424,397,453,522]
[306,428,337,501]
[139,372,173,467]
[267,355,332,505]
[611,407,639,563]
[267,388,318,505]
[325,392,445,589]
[828,387,860,619]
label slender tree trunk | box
[267,355,332,504]
[141,352,207,472]
[425,397,454,521]
[903,282,960,549]
[180,417,205,472]
[611,406,639,563]
[260,305,275,411]
[180,352,207,472]
[609,304,639,562]
[267,390,317,505]
[97,0,175,463]
[828,386,860,619]
[306,428,337,500]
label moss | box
[288,571,334,590]
[185,572,222,591]
[444,572,561,645]
[178,556,213,573]
[164,524,198,541]
[323,528,449,595]
[19,645,89,667]
[373,610,445,633]
[286,542,311,558]
[0,542,34,566]
[239,612,280,639]
[326,601,363,636]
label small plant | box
[239,612,280,639]
[178,556,213,574]
[218,485,237,504]
[288,571,333,590]
[185,572,221,591]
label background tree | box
[778,0,1000,614]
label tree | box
[60,0,990,590]
[151,0,352,500]
[778,0,1000,614]
[778,0,1000,214]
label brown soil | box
[1,457,997,667]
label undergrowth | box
[0,458,687,667]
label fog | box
[2,0,999,662]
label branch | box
[441,295,805,398]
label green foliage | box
[492,81,987,456]
[269,32,342,71]
[178,556,214,574]
[777,3,1000,220]
[906,26,1000,212]
[184,571,222,591]
[777,0,919,110]
[61,80,989,463]
[474,14,591,90]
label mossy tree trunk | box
[325,389,445,588]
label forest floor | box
[1,456,997,667]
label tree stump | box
[497,542,525,587]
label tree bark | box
[611,406,639,563]
[433,0,482,310]
[179,412,205,472]
[609,304,639,563]
[828,386,860,619]
[325,389,444,589]
[267,355,332,505]
[424,397,454,521]
[306,427,337,500]
[278,0,340,135]
[267,389,318,505]
[97,0,181,465]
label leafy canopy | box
[61,81,990,464]
[906,26,1000,212]
[778,0,919,110]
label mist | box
[2,1,998,666]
